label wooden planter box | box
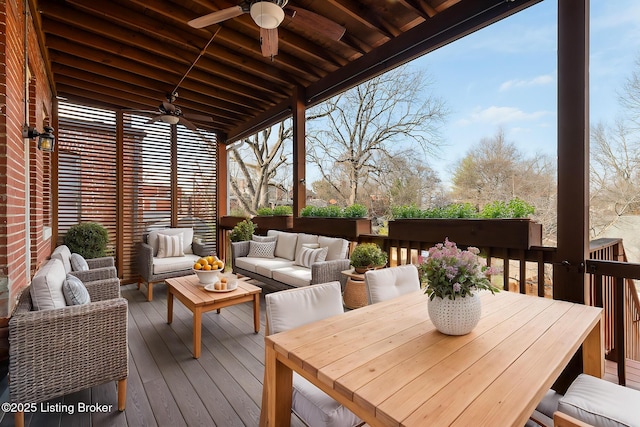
[388,218,542,249]
[218,216,249,230]
[252,215,293,232]
[293,217,372,241]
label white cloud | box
[499,74,554,92]
[457,106,549,126]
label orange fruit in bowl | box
[197,258,208,266]
[216,261,224,269]
[203,264,212,271]
[206,255,215,265]
[194,262,203,270]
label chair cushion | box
[265,281,344,334]
[152,254,200,275]
[70,253,89,272]
[252,234,277,242]
[272,231,298,261]
[235,257,293,274]
[63,274,91,305]
[157,233,184,258]
[364,264,420,304]
[293,373,362,427]
[318,236,348,261]
[51,245,73,274]
[30,259,67,310]
[295,246,328,268]
[148,227,194,255]
[272,266,313,288]
[248,241,276,258]
[558,374,640,427]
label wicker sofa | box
[9,258,128,426]
[137,227,209,301]
[231,230,351,290]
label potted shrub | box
[293,203,372,240]
[252,205,293,232]
[350,242,388,274]
[63,222,109,258]
[229,219,256,242]
[388,198,542,249]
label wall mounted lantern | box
[22,125,56,152]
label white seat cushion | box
[152,254,199,275]
[30,258,67,310]
[293,373,362,427]
[235,256,294,274]
[272,266,313,288]
[558,374,640,427]
[364,264,420,304]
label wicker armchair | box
[9,276,128,427]
[51,244,118,283]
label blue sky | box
[407,0,640,186]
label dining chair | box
[261,281,362,427]
[364,264,420,304]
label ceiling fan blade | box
[260,27,278,58]
[146,116,162,124]
[162,101,176,113]
[188,6,245,28]
[178,117,198,131]
[287,6,346,41]
[183,112,214,122]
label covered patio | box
[2,0,639,425]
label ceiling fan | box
[188,1,346,58]
[134,92,214,131]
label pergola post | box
[216,133,228,259]
[553,0,590,394]
[554,0,589,303]
[292,86,306,218]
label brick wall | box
[0,0,54,318]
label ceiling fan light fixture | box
[159,114,180,125]
[250,2,284,29]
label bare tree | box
[306,65,448,205]
[451,128,557,243]
[228,121,292,215]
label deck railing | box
[357,234,640,385]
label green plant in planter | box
[342,203,368,218]
[350,243,388,272]
[273,205,292,215]
[300,206,315,217]
[229,219,256,242]
[63,222,109,258]
[480,197,535,218]
[256,207,274,216]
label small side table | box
[341,269,368,309]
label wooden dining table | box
[263,290,603,427]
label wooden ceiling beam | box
[51,64,251,122]
[39,2,304,89]
[47,50,279,109]
[325,0,395,44]
[120,0,325,83]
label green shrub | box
[300,206,315,217]
[480,198,535,218]
[256,207,274,216]
[273,205,292,215]
[342,203,368,218]
[391,198,535,219]
[229,219,256,242]
[63,222,109,258]
[350,243,388,268]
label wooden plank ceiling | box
[31,0,541,142]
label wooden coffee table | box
[166,273,261,358]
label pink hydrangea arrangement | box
[418,238,501,300]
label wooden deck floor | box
[0,283,637,426]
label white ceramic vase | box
[427,293,481,335]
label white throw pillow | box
[318,236,349,261]
[248,241,276,258]
[157,233,184,258]
[147,228,194,255]
[295,246,328,268]
[63,274,91,305]
[70,253,89,271]
[274,231,298,260]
